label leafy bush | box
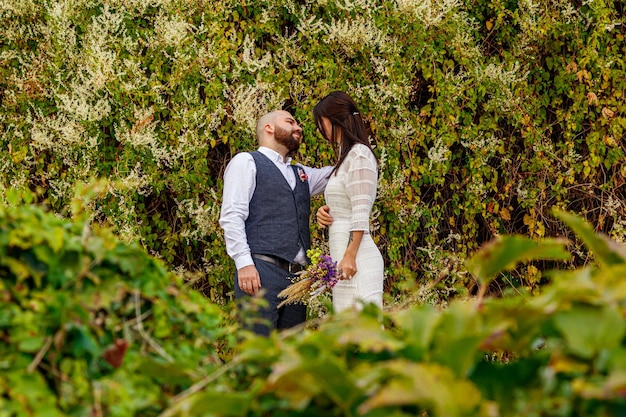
[0,191,235,417]
[160,209,626,417]
[2,192,626,416]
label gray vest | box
[245,152,311,262]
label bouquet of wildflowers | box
[277,248,339,308]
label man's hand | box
[317,205,333,228]
[238,265,261,295]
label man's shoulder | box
[224,152,255,174]
[230,152,255,162]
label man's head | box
[256,110,303,158]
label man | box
[219,110,333,336]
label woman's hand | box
[317,205,333,228]
[338,254,357,280]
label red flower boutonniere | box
[298,167,308,182]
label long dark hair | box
[313,91,377,174]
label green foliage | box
[2,184,626,415]
[0,199,234,416]
[158,211,626,417]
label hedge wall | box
[1,0,624,304]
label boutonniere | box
[297,167,308,182]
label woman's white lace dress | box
[325,144,384,313]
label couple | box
[219,91,384,336]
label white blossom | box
[224,82,285,134]
[239,35,273,73]
[323,16,389,56]
[427,137,449,167]
[395,0,462,28]
[154,12,190,46]
[177,192,221,241]
[297,14,326,36]
[115,107,158,147]
[117,163,153,196]
[350,82,411,115]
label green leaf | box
[320,308,402,353]
[66,324,99,359]
[6,370,63,416]
[553,304,625,358]
[553,208,626,266]
[358,361,481,416]
[394,305,441,360]
[135,357,193,385]
[4,258,31,280]
[470,353,548,405]
[431,302,486,377]
[46,227,65,253]
[466,235,570,285]
[266,347,363,411]
[33,245,55,265]
[168,391,252,416]
[17,335,46,353]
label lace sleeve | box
[345,144,378,232]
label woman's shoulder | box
[348,143,376,160]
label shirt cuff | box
[235,254,254,271]
[349,221,370,232]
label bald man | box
[219,110,333,336]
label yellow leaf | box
[523,214,534,227]
[536,222,545,237]
[576,69,589,83]
[500,207,511,221]
[603,135,616,146]
[551,355,589,374]
[48,227,65,253]
[486,20,493,30]
[11,146,28,164]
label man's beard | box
[275,126,301,154]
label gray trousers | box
[234,258,306,336]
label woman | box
[313,91,384,313]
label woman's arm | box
[339,145,378,279]
[339,230,364,279]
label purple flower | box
[277,248,339,307]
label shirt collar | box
[258,146,291,165]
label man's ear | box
[264,123,274,135]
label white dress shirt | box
[219,146,334,270]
